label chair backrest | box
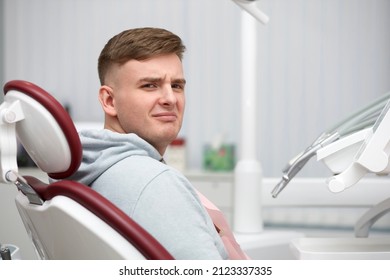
[2,80,173,260]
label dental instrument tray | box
[272,91,390,197]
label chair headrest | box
[3,80,82,179]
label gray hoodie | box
[65,129,228,260]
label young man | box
[66,27,246,259]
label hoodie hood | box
[65,129,163,185]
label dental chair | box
[0,80,173,260]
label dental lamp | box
[230,2,305,255]
[230,0,268,233]
[232,0,269,24]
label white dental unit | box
[271,91,390,259]
[233,0,390,259]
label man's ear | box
[98,85,117,117]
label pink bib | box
[196,190,250,260]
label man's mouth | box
[152,112,178,122]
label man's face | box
[102,53,186,155]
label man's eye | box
[141,84,156,89]
[172,84,184,90]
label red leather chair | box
[1,80,173,260]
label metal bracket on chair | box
[5,170,43,205]
[0,99,23,183]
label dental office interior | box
[1,0,390,260]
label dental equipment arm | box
[327,99,390,193]
[354,197,390,238]
[272,92,390,198]
[281,94,390,175]
[232,0,269,24]
[271,131,340,198]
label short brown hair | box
[98,27,186,85]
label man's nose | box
[160,85,177,105]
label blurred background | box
[1,0,390,177]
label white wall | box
[2,0,390,177]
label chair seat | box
[16,191,146,260]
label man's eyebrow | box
[173,78,186,85]
[137,77,186,85]
[137,77,162,84]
